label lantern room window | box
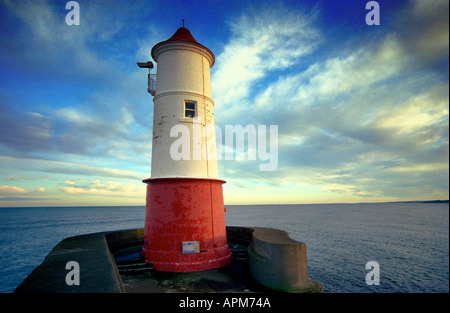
[185,101,196,118]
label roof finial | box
[182,19,185,28]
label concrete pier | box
[15,232,124,293]
[15,227,322,293]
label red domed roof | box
[165,27,200,44]
[151,27,215,66]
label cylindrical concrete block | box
[248,228,314,291]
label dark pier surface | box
[15,227,322,293]
[114,239,268,293]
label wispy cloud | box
[0,0,157,166]
[0,0,447,205]
[213,3,322,123]
[395,0,449,67]
[0,197,57,202]
[53,105,152,158]
[0,104,52,154]
[0,185,28,194]
[0,185,53,203]
[0,155,145,181]
[1,0,147,82]
[213,1,448,202]
[60,179,144,198]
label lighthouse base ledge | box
[142,245,232,272]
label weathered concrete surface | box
[15,232,124,293]
[15,227,322,293]
[247,228,322,292]
[105,228,144,254]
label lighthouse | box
[139,26,232,272]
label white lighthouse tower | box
[139,26,232,272]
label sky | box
[0,0,448,207]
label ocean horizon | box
[0,201,448,293]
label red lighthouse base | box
[142,177,232,272]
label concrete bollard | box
[247,227,322,292]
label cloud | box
[0,91,152,168]
[212,3,321,123]
[0,197,57,202]
[247,34,419,175]
[395,0,449,67]
[61,179,144,198]
[213,1,448,202]
[0,155,145,181]
[0,0,447,205]
[0,185,28,194]
[1,0,148,83]
[54,105,147,156]
[0,1,157,188]
[0,185,55,203]
[0,103,52,154]
[0,0,155,163]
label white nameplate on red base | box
[182,241,200,254]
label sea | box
[0,202,448,293]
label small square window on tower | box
[185,101,196,118]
